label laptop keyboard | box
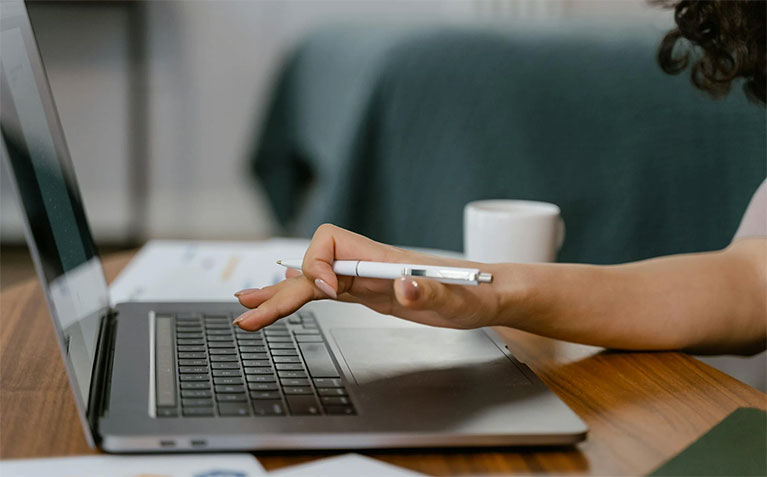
[154,311,355,418]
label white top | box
[734,179,767,240]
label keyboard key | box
[248,382,278,391]
[208,341,236,348]
[210,355,238,362]
[215,385,245,393]
[207,329,233,335]
[239,346,267,353]
[182,398,213,407]
[179,366,209,374]
[176,313,202,320]
[283,387,313,395]
[281,378,310,387]
[156,407,178,417]
[320,396,350,405]
[177,339,204,345]
[252,400,285,416]
[181,382,210,390]
[177,346,205,352]
[298,342,339,378]
[212,369,242,377]
[269,343,296,349]
[317,387,347,397]
[275,363,303,371]
[324,405,355,415]
[295,334,323,343]
[265,336,292,342]
[180,374,210,381]
[244,367,274,375]
[218,402,250,416]
[178,352,206,359]
[240,353,268,360]
[246,374,277,383]
[273,356,301,363]
[242,360,271,367]
[264,330,290,337]
[211,362,240,369]
[208,348,236,355]
[183,407,214,417]
[271,349,299,356]
[313,378,344,388]
[302,323,318,329]
[207,335,235,342]
[287,315,302,324]
[214,377,243,385]
[250,391,281,400]
[179,359,207,366]
[293,329,320,335]
[176,332,203,339]
[237,340,264,346]
[181,390,212,398]
[216,393,247,402]
[278,370,308,379]
[205,323,231,329]
[285,395,321,415]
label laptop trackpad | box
[331,327,529,387]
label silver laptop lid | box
[1,0,110,446]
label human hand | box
[234,224,503,330]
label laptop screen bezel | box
[0,0,112,447]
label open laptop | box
[0,0,587,452]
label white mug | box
[463,200,565,263]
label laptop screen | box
[0,1,110,420]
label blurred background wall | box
[0,0,665,249]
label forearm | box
[492,239,767,355]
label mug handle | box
[557,217,566,250]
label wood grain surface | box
[1,251,765,475]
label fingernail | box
[234,288,259,297]
[314,278,338,299]
[400,277,420,302]
[232,314,246,325]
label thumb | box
[393,277,465,315]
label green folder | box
[650,407,767,476]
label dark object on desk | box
[649,407,767,476]
[252,25,766,263]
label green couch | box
[252,22,766,264]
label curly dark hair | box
[657,0,766,105]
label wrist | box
[484,262,536,327]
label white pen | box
[277,259,493,286]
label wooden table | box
[1,251,765,475]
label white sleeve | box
[734,179,767,240]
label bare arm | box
[235,225,766,356]
[493,238,766,355]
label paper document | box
[270,453,426,476]
[110,239,310,303]
[0,453,265,477]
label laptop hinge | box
[86,308,118,444]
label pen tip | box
[276,260,282,265]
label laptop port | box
[159,440,175,448]
[191,439,207,447]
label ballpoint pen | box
[277,259,493,286]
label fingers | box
[301,224,403,298]
[285,268,302,279]
[234,278,319,330]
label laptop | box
[0,0,587,452]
